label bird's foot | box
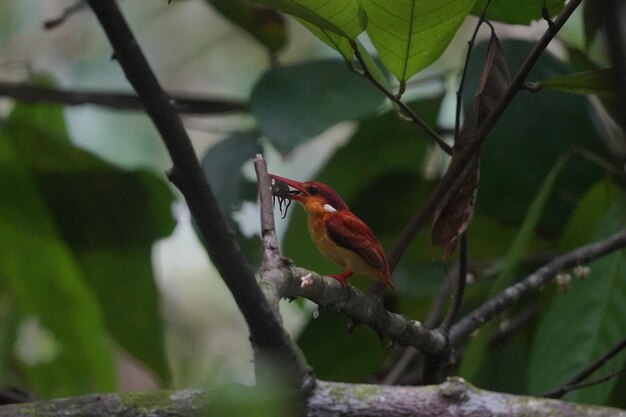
[328,269,353,287]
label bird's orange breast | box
[303,199,390,283]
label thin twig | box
[85,0,310,385]
[43,0,86,30]
[386,0,584,273]
[0,82,248,115]
[449,229,626,346]
[439,233,468,334]
[348,41,453,155]
[454,0,494,140]
[544,368,626,399]
[542,336,626,398]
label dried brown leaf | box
[432,33,510,257]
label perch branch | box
[0,379,625,417]
[386,0,584,272]
[85,0,308,383]
[449,229,626,346]
[0,82,247,115]
[282,267,447,356]
[254,154,290,313]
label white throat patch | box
[323,204,337,213]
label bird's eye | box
[307,186,318,195]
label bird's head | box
[269,174,348,213]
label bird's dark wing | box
[325,213,388,272]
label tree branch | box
[386,0,584,272]
[1,379,625,417]
[0,82,248,115]
[282,266,447,356]
[254,154,290,313]
[449,229,626,346]
[85,0,308,384]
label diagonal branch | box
[449,229,626,346]
[387,0,584,272]
[0,82,248,115]
[85,0,309,384]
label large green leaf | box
[298,19,354,61]
[0,103,175,391]
[250,59,384,152]
[361,0,475,81]
[205,0,287,52]
[472,0,564,24]
[248,0,365,38]
[0,129,114,397]
[528,197,626,404]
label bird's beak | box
[268,173,307,202]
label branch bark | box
[85,0,308,383]
[0,82,247,115]
[1,379,624,417]
[282,266,447,356]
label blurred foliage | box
[1,0,625,412]
[0,102,175,397]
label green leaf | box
[559,179,622,251]
[298,19,354,61]
[247,0,365,38]
[361,0,475,81]
[205,0,287,52]
[250,59,384,152]
[0,130,115,397]
[528,197,626,403]
[1,102,175,391]
[537,68,624,96]
[201,130,262,216]
[459,154,570,381]
[472,0,565,24]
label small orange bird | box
[269,174,393,289]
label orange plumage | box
[270,174,393,289]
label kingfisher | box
[269,174,393,289]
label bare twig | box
[542,336,626,398]
[449,229,626,346]
[439,234,468,334]
[454,0,494,140]
[0,82,247,115]
[387,0,584,273]
[348,41,453,155]
[85,0,309,385]
[254,154,291,313]
[43,0,86,30]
